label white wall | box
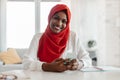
[0,0,7,52]
[105,0,120,66]
[96,0,106,66]
[70,0,98,47]
[70,0,120,66]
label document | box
[80,66,104,72]
[80,66,120,72]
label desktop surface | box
[29,71,120,80]
[1,70,120,80]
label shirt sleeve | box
[76,35,92,68]
[71,32,92,69]
[22,33,43,71]
[62,31,92,69]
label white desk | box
[1,70,120,80]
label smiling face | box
[49,11,68,34]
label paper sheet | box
[80,66,120,72]
[80,66,104,72]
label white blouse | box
[23,31,92,71]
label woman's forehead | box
[53,11,67,20]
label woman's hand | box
[42,58,67,72]
[42,58,80,72]
[64,58,79,70]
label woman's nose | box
[56,20,62,26]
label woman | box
[23,4,92,72]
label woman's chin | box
[53,30,61,34]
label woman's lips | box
[54,26,61,30]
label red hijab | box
[37,4,71,63]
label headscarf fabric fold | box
[37,4,71,63]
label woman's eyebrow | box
[54,14,67,21]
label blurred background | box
[0,0,120,67]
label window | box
[7,1,35,48]
[6,0,70,48]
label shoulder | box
[33,33,43,40]
[69,31,78,39]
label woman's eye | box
[53,16,59,20]
[62,20,67,24]
[53,16,67,24]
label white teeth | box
[55,26,60,30]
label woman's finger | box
[71,59,77,63]
[72,65,78,70]
[54,58,64,62]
